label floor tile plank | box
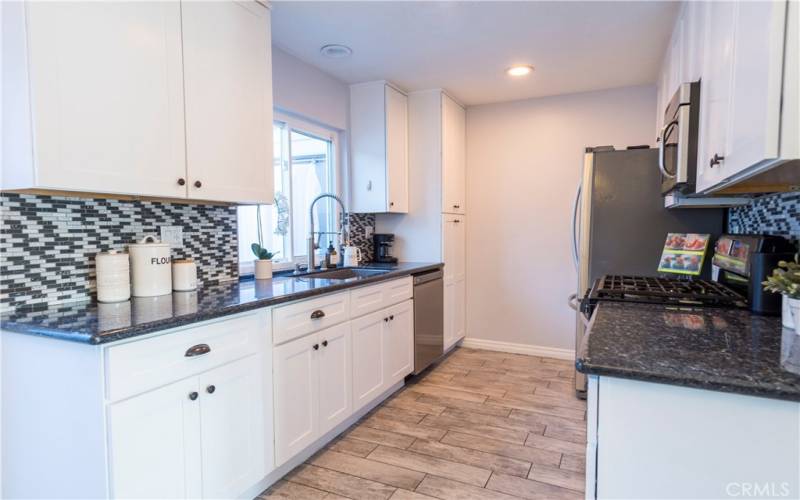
[414,394,512,417]
[409,438,532,477]
[486,473,583,500]
[420,414,529,445]
[285,464,397,500]
[367,445,491,487]
[389,489,439,500]
[326,437,379,457]
[528,464,584,492]
[405,384,488,403]
[524,433,585,456]
[559,454,586,474]
[414,475,520,500]
[372,406,429,424]
[259,479,329,499]
[309,449,425,490]
[364,416,448,441]
[440,431,561,467]
[346,426,416,449]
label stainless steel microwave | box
[659,81,700,194]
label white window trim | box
[238,113,342,276]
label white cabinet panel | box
[198,355,266,499]
[350,81,408,213]
[274,334,318,466]
[181,1,273,204]
[108,377,201,499]
[442,93,466,214]
[383,300,414,384]
[317,323,352,435]
[23,1,187,197]
[442,214,466,282]
[386,85,409,213]
[351,310,386,411]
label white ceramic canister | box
[172,259,198,291]
[95,250,131,303]
[128,234,172,297]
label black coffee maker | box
[373,234,398,264]
[712,234,797,315]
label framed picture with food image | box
[658,233,710,275]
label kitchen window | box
[237,115,338,274]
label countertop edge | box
[1,263,443,345]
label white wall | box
[465,85,656,352]
[271,46,349,131]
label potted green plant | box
[763,254,800,332]
[252,206,278,280]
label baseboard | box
[460,337,574,360]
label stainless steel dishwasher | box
[412,268,444,374]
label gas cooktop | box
[582,275,748,311]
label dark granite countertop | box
[0,262,441,345]
[576,302,800,402]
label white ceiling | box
[271,1,680,106]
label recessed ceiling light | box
[320,44,353,59]
[506,65,534,77]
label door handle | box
[310,310,325,320]
[571,183,582,271]
[658,120,679,179]
[709,154,724,168]
[185,344,211,357]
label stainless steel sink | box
[307,268,390,280]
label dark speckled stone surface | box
[576,302,800,402]
[0,262,441,345]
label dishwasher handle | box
[413,269,444,285]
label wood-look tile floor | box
[259,347,587,500]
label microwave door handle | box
[658,120,679,179]
[571,183,582,271]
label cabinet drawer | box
[104,310,265,402]
[350,277,413,319]
[273,292,350,345]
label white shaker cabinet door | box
[198,355,266,499]
[383,300,414,384]
[25,1,187,198]
[442,214,466,282]
[107,377,202,499]
[317,323,353,435]
[696,0,738,192]
[442,93,466,214]
[181,1,274,204]
[386,85,409,213]
[351,310,386,411]
[274,333,319,466]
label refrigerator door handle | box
[571,183,582,270]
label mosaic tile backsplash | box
[0,193,238,310]
[727,191,800,244]
[348,213,377,263]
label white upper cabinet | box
[442,93,467,214]
[2,1,273,204]
[656,0,799,194]
[350,81,409,213]
[181,1,273,204]
[4,1,187,198]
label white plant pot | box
[786,296,800,335]
[254,259,273,280]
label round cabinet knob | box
[389,202,395,207]
[322,340,328,347]
[188,391,199,401]
[384,317,389,322]
[177,178,186,186]
[206,385,216,394]
[194,180,202,188]
[389,315,394,320]
[313,343,320,350]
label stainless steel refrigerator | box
[570,147,724,397]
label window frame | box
[238,112,341,276]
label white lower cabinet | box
[383,300,414,384]
[274,323,352,466]
[273,283,415,468]
[108,353,267,499]
[197,355,266,498]
[108,377,202,499]
[351,310,387,411]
